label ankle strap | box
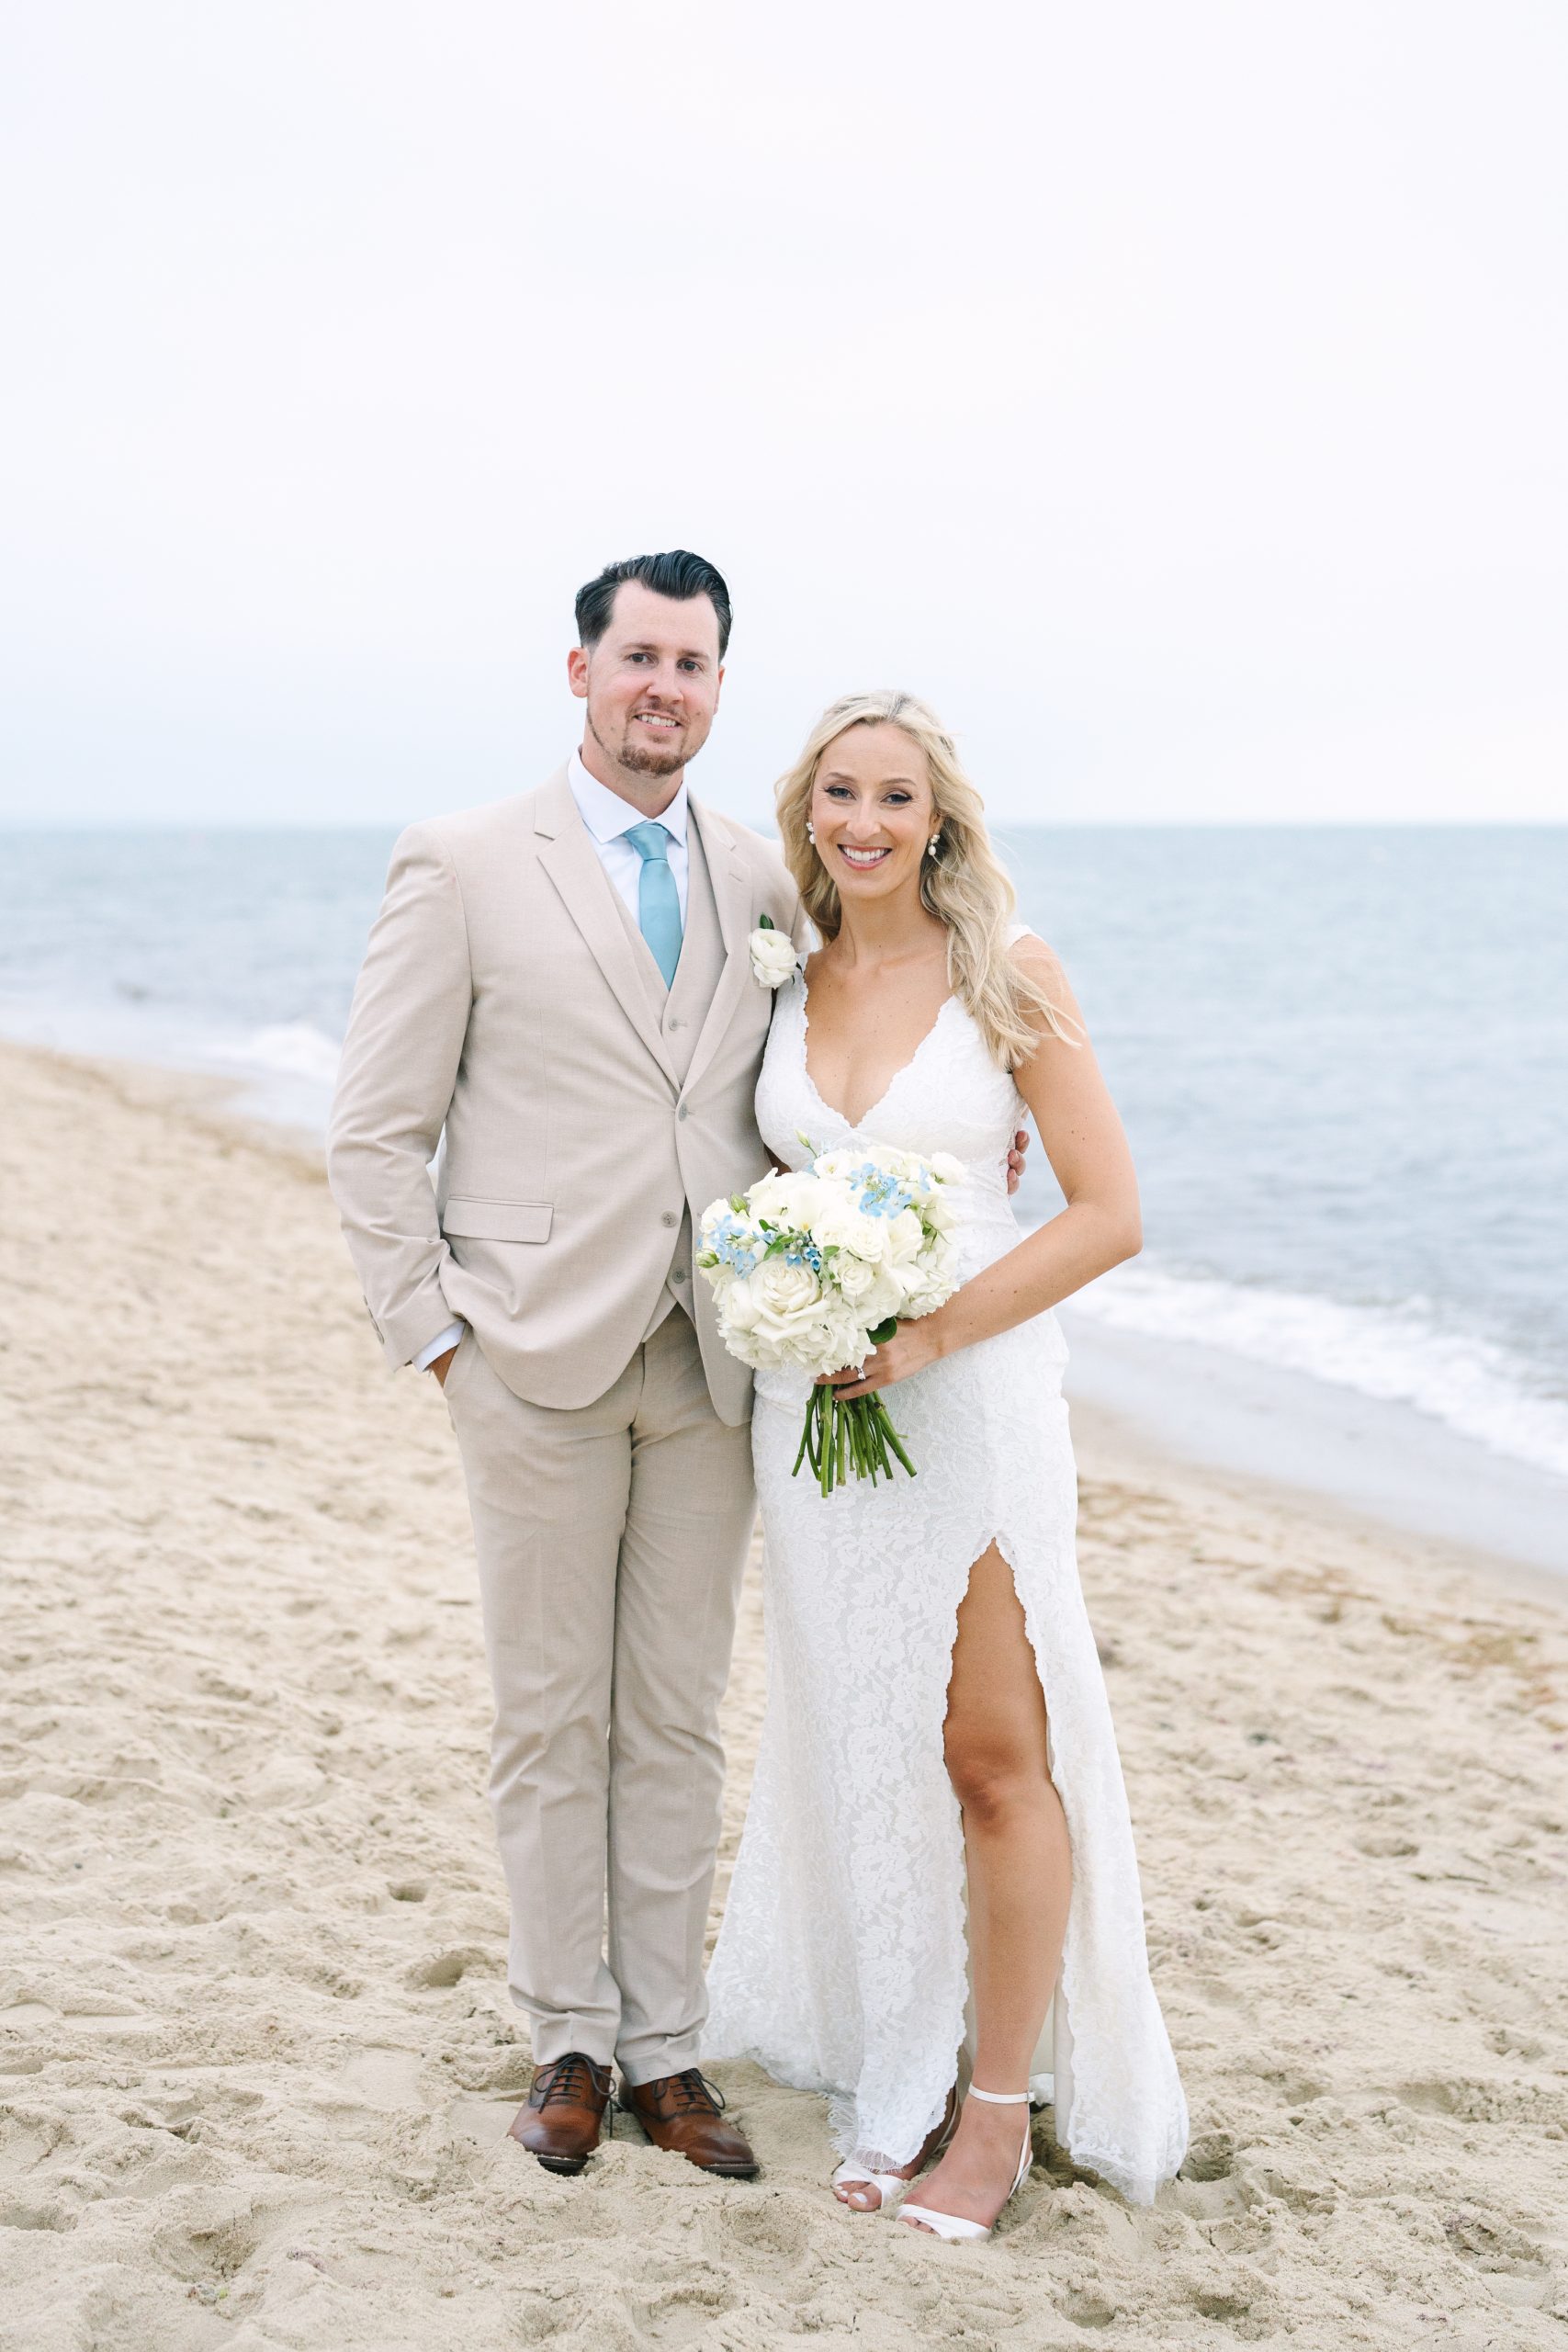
[967,2086,1032,2105]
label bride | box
[704,691,1189,2238]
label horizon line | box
[3,816,1564,835]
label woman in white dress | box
[704,691,1188,2238]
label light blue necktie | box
[624,820,683,987]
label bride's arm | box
[825,940,1141,1396]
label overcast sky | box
[2,1,1564,827]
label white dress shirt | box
[566,748,690,923]
[413,749,690,1374]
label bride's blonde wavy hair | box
[775,690,1082,1072]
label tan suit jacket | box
[327,767,804,1426]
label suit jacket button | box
[660,1210,678,1227]
[677,1104,689,1121]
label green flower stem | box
[790,1385,918,1492]
[792,1407,815,1478]
[873,1394,917,1477]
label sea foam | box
[225,1022,343,1086]
[1072,1261,1568,1481]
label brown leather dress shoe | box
[622,2069,759,2177]
[509,2052,615,2176]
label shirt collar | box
[569,748,689,847]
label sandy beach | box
[3,1035,1566,2352]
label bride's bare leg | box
[904,1544,1072,2233]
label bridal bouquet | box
[697,1145,964,1495]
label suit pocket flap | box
[442,1197,553,1244]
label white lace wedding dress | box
[703,945,1189,2206]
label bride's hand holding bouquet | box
[813,1310,948,1402]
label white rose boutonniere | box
[749,912,797,990]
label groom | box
[330,552,798,2177]
[329,551,1027,2180]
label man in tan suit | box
[328,553,800,2177]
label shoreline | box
[5,1033,1568,2346]
[1064,1318,1568,1592]
[1067,1386,1568,1618]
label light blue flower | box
[705,1212,763,1280]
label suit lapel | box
[682,798,755,1097]
[533,772,679,1088]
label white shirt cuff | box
[413,1320,466,1373]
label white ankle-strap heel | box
[899,2086,1033,2243]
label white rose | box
[748,1170,819,1233]
[811,1197,887,1262]
[746,1258,829,1358]
[929,1152,966,1186]
[835,1255,903,1327]
[811,1148,860,1184]
[754,1256,820,1312]
[865,1266,908,1326]
[885,1207,924,1264]
[799,1173,854,1227]
[922,1193,958,1235]
[722,1275,761,1329]
[749,925,798,989]
[833,1252,879,1306]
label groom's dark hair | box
[575,550,732,659]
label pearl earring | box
[927,832,942,857]
[807,821,817,843]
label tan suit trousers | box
[440,1309,756,2083]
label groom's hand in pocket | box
[430,1348,458,1387]
[1006,1127,1030,1195]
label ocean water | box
[5,824,1564,1482]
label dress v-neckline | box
[797,971,958,1136]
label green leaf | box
[867,1317,899,1347]
[758,911,775,931]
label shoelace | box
[650,2068,727,2117]
[536,2055,611,2109]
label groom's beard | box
[589,708,704,782]
[616,738,685,779]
